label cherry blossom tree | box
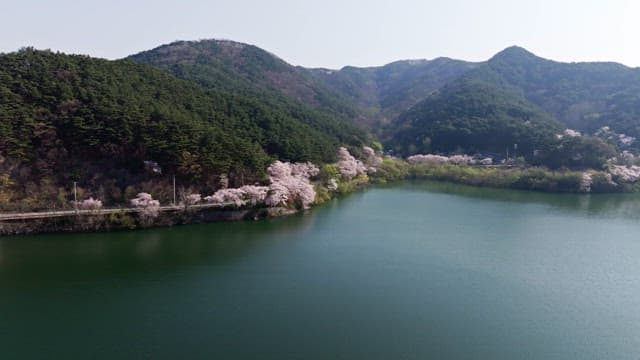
[362,146,383,172]
[185,194,201,205]
[79,197,103,210]
[580,172,593,192]
[130,192,160,218]
[265,161,317,208]
[337,147,367,180]
[407,154,473,165]
[239,185,269,206]
[407,154,450,165]
[204,185,269,207]
[204,188,247,207]
[609,165,640,182]
[203,161,319,210]
[264,182,289,207]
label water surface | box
[2,182,640,359]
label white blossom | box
[185,194,201,205]
[204,188,247,207]
[204,161,317,209]
[564,129,582,137]
[407,154,474,165]
[130,192,160,218]
[580,172,593,193]
[79,197,103,210]
[266,161,316,208]
[239,185,269,206]
[609,165,640,183]
[264,182,290,207]
[337,147,367,180]
[290,162,320,178]
[362,146,383,172]
[480,158,493,165]
[448,155,473,165]
[327,178,338,191]
[619,134,636,146]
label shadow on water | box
[391,180,640,220]
[2,181,639,287]
[0,210,319,287]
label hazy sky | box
[1,0,638,69]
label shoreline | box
[0,205,298,237]
[3,161,640,237]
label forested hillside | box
[484,46,640,141]
[307,58,478,128]
[0,48,365,210]
[127,40,367,130]
[2,40,640,210]
[387,76,563,157]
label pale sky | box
[1,0,638,69]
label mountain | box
[127,39,368,130]
[3,40,640,210]
[129,39,478,131]
[484,46,640,139]
[0,48,367,209]
[387,75,563,157]
[307,58,478,127]
[130,40,640,153]
[385,46,640,158]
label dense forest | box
[127,40,366,132]
[0,48,365,210]
[386,77,563,158]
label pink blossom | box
[204,188,246,207]
[267,161,291,181]
[580,172,593,192]
[204,186,270,207]
[185,194,201,205]
[609,165,640,183]
[239,185,269,206]
[265,182,289,207]
[407,154,449,165]
[204,161,317,209]
[130,193,160,218]
[337,147,367,180]
[79,197,103,210]
[265,161,317,208]
[362,146,383,171]
[407,154,472,165]
[290,162,320,178]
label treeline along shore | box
[3,146,640,236]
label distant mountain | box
[484,46,640,139]
[387,75,563,157]
[307,58,478,128]
[129,40,478,131]
[385,46,640,156]
[129,40,640,154]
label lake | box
[2,181,640,359]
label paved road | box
[0,202,231,221]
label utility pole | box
[514,143,518,162]
[173,175,176,206]
[73,181,78,214]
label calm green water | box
[2,182,640,359]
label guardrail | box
[0,202,234,221]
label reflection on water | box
[0,210,319,287]
[2,183,640,360]
[399,180,640,220]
